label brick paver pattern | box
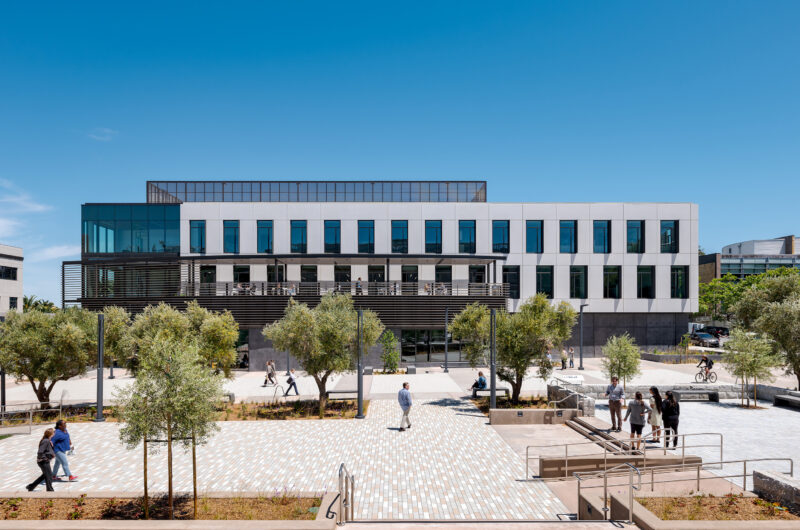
[2,398,564,520]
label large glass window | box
[637,266,655,299]
[493,220,510,253]
[291,220,307,253]
[233,265,250,283]
[0,266,18,280]
[223,220,239,254]
[503,265,520,299]
[300,265,317,282]
[391,220,408,253]
[358,220,375,253]
[189,220,205,254]
[593,220,611,253]
[603,266,621,299]
[9,297,17,310]
[627,220,645,253]
[81,204,179,254]
[459,220,476,253]
[435,265,452,283]
[569,266,587,298]
[671,266,689,299]
[536,265,553,298]
[257,220,273,254]
[334,265,351,283]
[324,220,341,254]
[661,220,679,253]
[560,220,578,253]
[526,220,543,253]
[425,220,442,253]
[267,264,285,282]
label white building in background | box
[0,243,23,318]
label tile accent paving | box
[2,398,565,520]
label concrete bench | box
[406,365,416,374]
[363,366,373,375]
[326,390,358,400]
[473,387,511,398]
[673,390,719,402]
[774,394,800,409]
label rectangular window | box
[459,220,476,253]
[358,220,375,253]
[200,265,216,284]
[569,266,587,299]
[9,297,18,310]
[560,220,578,253]
[300,265,317,282]
[536,265,553,298]
[503,265,520,299]
[671,266,689,299]
[492,220,510,253]
[526,220,543,253]
[637,266,655,299]
[223,220,239,254]
[0,266,18,280]
[627,220,645,253]
[233,265,250,283]
[425,220,442,253]
[391,220,408,253]
[267,265,285,282]
[368,265,385,283]
[593,220,611,253]
[190,220,206,254]
[291,220,307,253]
[324,220,341,254]
[435,265,452,283]
[661,220,679,253]
[603,266,621,299]
[257,220,273,254]
[334,265,351,283]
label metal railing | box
[0,390,70,426]
[0,409,33,435]
[525,429,723,479]
[182,281,509,298]
[337,463,355,525]
[547,393,585,411]
[574,463,640,523]
[575,457,794,521]
[267,384,285,402]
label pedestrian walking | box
[568,347,575,368]
[560,348,568,370]
[605,376,625,432]
[648,387,664,445]
[623,391,652,450]
[284,368,299,396]
[26,428,56,491]
[263,360,277,386]
[398,382,412,431]
[51,420,78,482]
[662,391,681,448]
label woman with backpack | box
[623,391,651,450]
[648,387,664,445]
[662,391,681,448]
[26,428,56,491]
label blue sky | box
[1,1,798,303]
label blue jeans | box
[284,382,299,396]
[52,451,71,477]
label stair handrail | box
[573,462,640,522]
[337,463,355,525]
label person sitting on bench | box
[470,371,488,397]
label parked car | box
[700,326,730,339]
[691,332,720,348]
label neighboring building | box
[700,235,800,282]
[0,243,23,319]
[63,181,698,367]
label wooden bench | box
[473,387,511,398]
[672,390,719,402]
[774,394,800,410]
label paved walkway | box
[2,399,565,520]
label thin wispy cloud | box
[0,218,20,238]
[88,127,118,142]
[28,244,81,263]
[0,179,51,213]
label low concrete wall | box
[489,408,581,425]
[578,492,606,521]
[754,470,800,514]
[571,383,742,401]
[546,384,596,416]
[642,353,724,364]
[539,454,702,479]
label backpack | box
[707,359,714,369]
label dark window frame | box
[425,220,442,254]
[526,220,543,253]
[290,220,307,254]
[627,220,645,253]
[671,265,689,299]
[536,265,553,298]
[603,265,622,299]
[503,265,521,299]
[569,265,587,299]
[492,220,510,253]
[189,220,206,254]
[324,220,341,254]
[459,220,476,254]
[637,265,656,299]
[358,220,375,254]
[257,220,273,254]
[593,220,611,253]
[391,220,408,254]
[223,220,240,254]
[661,220,679,253]
[560,220,578,253]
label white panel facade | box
[0,244,24,317]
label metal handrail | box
[337,463,355,525]
[547,392,585,410]
[574,462,640,522]
[0,409,32,434]
[525,430,724,479]
[267,384,285,402]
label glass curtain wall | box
[82,204,179,254]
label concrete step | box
[788,391,800,398]
[350,522,617,529]
[570,417,632,453]
[774,394,800,409]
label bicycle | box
[695,369,717,383]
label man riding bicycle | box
[697,355,714,380]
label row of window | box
[189,219,681,255]
[0,266,18,280]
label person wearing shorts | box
[624,391,651,450]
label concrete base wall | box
[489,408,581,425]
[753,470,800,515]
[565,312,690,357]
[541,455,701,479]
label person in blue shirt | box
[51,420,78,482]
[398,382,412,432]
[470,371,487,398]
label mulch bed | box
[217,399,368,420]
[0,494,321,520]
[638,494,799,521]
[471,395,548,414]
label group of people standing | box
[606,377,681,449]
[26,419,78,492]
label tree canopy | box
[22,295,58,313]
[600,333,641,388]
[723,328,781,406]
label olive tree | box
[0,308,97,404]
[102,306,133,371]
[379,330,400,373]
[264,293,384,413]
[115,336,224,519]
[723,328,781,407]
[600,333,641,390]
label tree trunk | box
[795,370,800,392]
[29,379,52,406]
[754,375,758,408]
[511,373,523,404]
[167,415,174,520]
[314,373,329,417]
[192,429,197,520]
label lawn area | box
[638,494,799,521]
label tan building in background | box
[700,235,799,282]
[0,243,23,319]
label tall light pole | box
[579,303,589,371]
[356,309,365,419]
[490,308,497,409]
[443,307,449,373]
[1,367,6,414]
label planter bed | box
[637,494,798,521]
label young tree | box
[102,306,133,371]
[264,293,384,414]
[378,330,400,373]
[0,308,97,404]
[115,336,224,519]
[723,328,781,406]
[600,333,641,390]
[450,295,577,403]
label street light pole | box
[356,309,365,419]
[490,308,497,409]
[444,307,449,373]
[1,367,6,414]
[579,303,589,371]
[286,350,290,376]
